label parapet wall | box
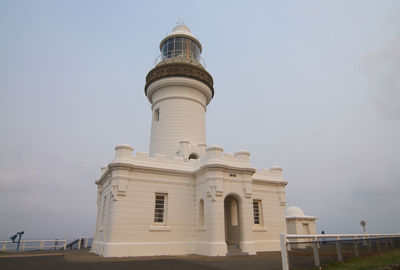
[99,144,285,184]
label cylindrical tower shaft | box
[145,25,214,158]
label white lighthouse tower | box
[92,24,289,258]
[146,24,214,158]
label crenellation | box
[234,150,250,164]
[114,144,134,160]
[253,166,284,183]
[154,153,167,160]
[136,152,148,158]
[224,152,235,161]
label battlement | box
[100,144,257,178]
[253,166,285,183]
[99,144,286,186]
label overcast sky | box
[1,0,399,240]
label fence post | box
[280,234,289,270]
[2,242,7,251]
[21,242,25,251]
[84,238,88,248]
[353,236,359,257]
[312,236,321,268]
[376,236,381,252]
[77,238,82,250]
[64,239,67,250]
[389,236,395,249]
[40,241,44,251]
[384,236,389,250]
[367,235,372,254]
[336,236,343,263]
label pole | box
[280,234,289,270]
[336,236,343,263]
[16,234,22,252]
[312,236,321,268]
[376,236,381,252]
[353,236,359,257]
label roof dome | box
[286,206,305,217]
[171,24,192,35]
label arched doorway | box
[224,195,241,247]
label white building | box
[91,24,288,257]
[286,206,317,248]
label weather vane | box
[177,17,185,26]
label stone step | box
[226,245,249,256]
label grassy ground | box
[318,250,400,270]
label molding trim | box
[151,95,207,111]
[148,225,171,231]
[252,179,288,186]
[145,62,214,96]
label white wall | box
[147,77,213,158]
[92,145,288,257]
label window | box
[189,153,199,160]
[154,193,167,223]
[303,223,310,234]
[161,37,201,61]
[199,199,204,226]
[253,200,263,225]
[154,108,160,122]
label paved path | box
[0,250,286,270]
[1,248,365,269]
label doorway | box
[224,195,241,246]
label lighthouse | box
[145,24,214,158]
[92,24,289,258]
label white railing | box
[0,239,67,252]
[66,237,93,250]
[280,233,400,270]
[154,54,206,68]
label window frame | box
[253,199,263,226]
[154,193,168,224]
[154,108,160,122]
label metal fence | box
[66,237,93,250]
[280,233,400,270]
[0,237,94,252]
[0,239,67,252]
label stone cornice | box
[145,62,214,96]
[95,162,195,185]
[95,161,257,186]
[252,179,288,186]
[286,216,317,221]
[194,163,256,176]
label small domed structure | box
[286,206,305,217]
[286,206,317,248]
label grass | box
[318,249,400,269]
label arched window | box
[199,199,204,226]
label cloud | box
[364,35,400,119]
[0,169,37,191]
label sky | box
[0,0,399,240]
